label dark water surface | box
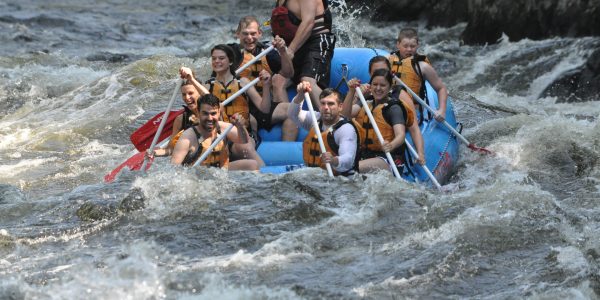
[1,1,599,299]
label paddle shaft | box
[141,78,183,172]
[393,76,474,146]
[404,139,442,190]
[235,45,275,76]
[304,92,334,177]
[355,87,403,179]
[222,77,261,107]
[192,124,235,167]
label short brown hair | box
[236,16,261,34]
[397,27,419,43]
[319,88,343,104]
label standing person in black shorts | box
[270,0,336,110]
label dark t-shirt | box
[359,97,406,127]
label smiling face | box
[370,75,391,101]
[197,103,220,132]
[181,84,199,110]
[211,49,231,74]
[396,37,418,59]
[237,21,262,52]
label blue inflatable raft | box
[256,48,459,186]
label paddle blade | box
[104,152,154,183]
[468,143,494,155]
[130,110,184,152]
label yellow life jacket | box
[182,126,229,168]
[302,117,360,176]
[354,98,414,153]
[238,50,272,93]
[208,78,249,124]
[388,52,430,99]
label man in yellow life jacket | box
[170,94,259,171]
[230,15,298,141]
[388,27,448,122]
[288,81,360,176]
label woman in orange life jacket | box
[342,69,423,174]
[348,55,426,166]
[179,44,268,166]
[170,94,258,171]
[388,27,448,122]
[148,80,205,158]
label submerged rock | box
[76,201,118,222]
[118,188,146,213]
[541,47,600,102]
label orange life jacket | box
[354,97,414,153]
[208,78,249,124]
[181,126,229,168]
[238,50,272,93]
[388,52,430,99]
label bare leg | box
[300,76,322,111]
[271,74,290,103]
[271,102,298,141]
[230,141,265,167]
[228,159,258,171]
[358,157,391,174]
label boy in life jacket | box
[342,69,424,174]
[170,94,259,171]
[288,81,360,176]
[148,80,209,158]
[388,28,448,122]
[229,16,298,141]
[270,0,336,111]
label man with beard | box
[288,81,359,176]
[170,94,259,171]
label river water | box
[1,0,599,299]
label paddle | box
[130,109,184,152]
[192,123,235,167]
[104,138,170,183]
[404,139,442,191]
[393,75,493,155]
[140,78,184,172]
[355,87,404,180]
[303,91,334,178]
[235,45,274,76]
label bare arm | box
[399,90,425,164]
[170,129,194,165]
[382,124,406,153]
[420,62,448,121]
[240,75,270,114]
[224,118,250,145]
[342,79,364,119]
[287,1,318,56]
[180,67,209,96]
[153,115,183,156]
[273,35,294,78]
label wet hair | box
[181,80,194,87]
[368,55,391,74]
[236,16,261,34]
[397,27,419,43]
[369,68,393,86]
[197,94,220,108]
[319,88,343,104]
[211,44,237,76]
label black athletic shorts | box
[250,102,280,131]
[292,32,336,89]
